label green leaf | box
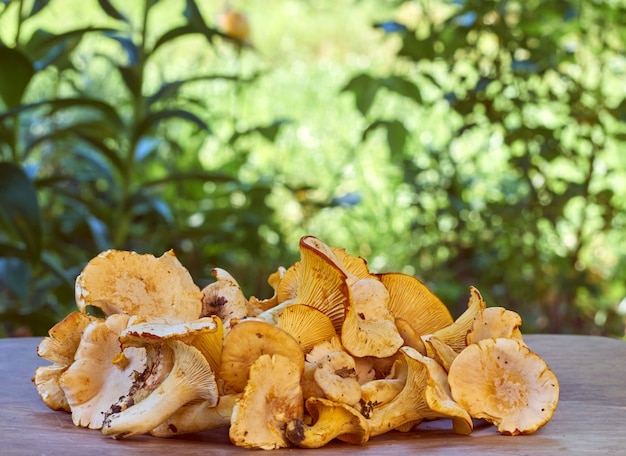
[0,47,34,109]
[382,76,422,104]
[0,162,41,260]
[28,0,51,18]
[342,73,381,116]
[135,109,209,140]
[229,119,290,144]
[362,119,408,158]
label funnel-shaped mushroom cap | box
[341,278,404,358]
[379,273,453,335]
[286,397,370,448]
[313,351,362,407]
[201,268,248,323]
[331,246,374,280]
[219,320,304,393]
[229,354,304,450]
[466,307,523,345]
[277,304,337,351]
[75,249,202,324]
[276,262,300,304]
[448,337,559,435]
[59,314,147,429]
[34,312,98,411]
[294,236,351,332]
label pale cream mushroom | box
[75,249,202,324]
[448,337,559,435]
[466,306,524,345]
[285,397,370,448]
[313,351,362,407]
[102,339,218,438]
[59,314,147,429]
[340,277,404,358]
[229,353,304,450]
[34,311,98,412]
[150,393,241,437]
[201,268,249,324]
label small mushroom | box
[466,306,524,345]
[229,354,304,450]
[102,339,218,438]
[34,311,98,412]
[201,268,249,324]
[285,397,370,448]
[219,319,304,393]
[313,351,362,407]
[75,249,202,324]
[341,277,404,358]
[448,337,559,435]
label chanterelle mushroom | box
[229,353,304,450]
[34,311,97,412]
[466,306,524,345]
[200,268,249,325]
[102,339,218,438]
[59,313,147,429]
[285,397,370,448]
[75,249,202,324]
[448,337,559,435]
[219,319,304,393]
[313,351,362,407]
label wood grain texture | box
[1,334,625,455]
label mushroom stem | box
[150,393,241,437]
[102,340,217,438]
[285,398,369,448]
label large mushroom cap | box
[75,249,202,324]
[219,319,304,393]
[448,337,559,435]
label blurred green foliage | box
[1,0,625,338]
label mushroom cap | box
[75,249,202,324]
[200,268,249,323]
[229,353,304,450]
[119,316,223,374]
[219,319,304,393]
[466,306,524,345]
[277,304,336,351]
[379,273,454,335]
[59,313,147,429]
[34,311,98,411]
[313,351,362,407]
[341,278,404,358]
[448,337,559,435]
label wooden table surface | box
[1,334,625,455]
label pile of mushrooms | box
[33,236,559,449]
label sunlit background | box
[1,0,625,337]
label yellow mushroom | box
[285,397,370,448]
[75,249,202,324]
[448,337,559,435]
[34,311,98,412]
[466,306,524,345]
[229,354,304,450]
